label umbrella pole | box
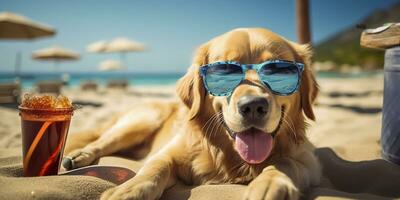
[54,60,61,81]
[14,51,22,82]
[120,53,126,68]
[54,60,60,72]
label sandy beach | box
[1,75,400,200]
[1,1,399,199]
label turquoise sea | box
[0,71,383,89]
[0,72,184,88]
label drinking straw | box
[23,121,53,173]
[39,127,65,176]
[47,124,57,155]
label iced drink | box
[19,94,73,176]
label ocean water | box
[0,71,383,89]
[0,72,184,88]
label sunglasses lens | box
[204,64,243,96]
[259,63,299,94]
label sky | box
[0,0,398,73]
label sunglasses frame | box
[199,59,305,96]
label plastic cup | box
[19,106,73,176]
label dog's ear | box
[176,44,209,120]
[290,43,319,121]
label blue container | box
[382,46,400,165]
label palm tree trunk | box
[296,0,311,44]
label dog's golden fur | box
[65,28,321,200]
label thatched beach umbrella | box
[32,45,80,69]
[86,40,107,53]
[87,37,145,67]
[105,37,146,63]
[0,11,56,79]
[98,59,123,71]
[104,37,145,53]
[0,12,55,39]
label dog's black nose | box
[238,96,269,120]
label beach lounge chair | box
[106,79,129,89]
[80,80,98,91]
[0,82,21,104]
[36,80,63,94]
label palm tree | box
[296,0,311,44]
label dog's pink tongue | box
[235,129,273,164]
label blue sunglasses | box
[199,60,304,96]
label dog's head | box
[177,28,318,164]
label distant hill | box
[313,2,400,69]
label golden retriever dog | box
[64,27,321,200]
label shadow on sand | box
[317,103,382,114]
[322,91,382,98]
[128,91,174,98]
[161,147,400,200]
[73,100,103,108]
[0,103,18,110]
[308,147,400,199]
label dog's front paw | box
[243,173,299,200]
[100,181,160,200]
[62,147,98,170]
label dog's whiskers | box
[210,112,224,139]
[202,114,218,145]
[207,112,223,140]
[202,113,216,135]
[202,113,216,129]
[281,112,298,143]
[208,112,222,138]
[201,113,218,147]
[206,115,218,139]
[201,112,224,148]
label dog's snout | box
[237,96,269,120]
